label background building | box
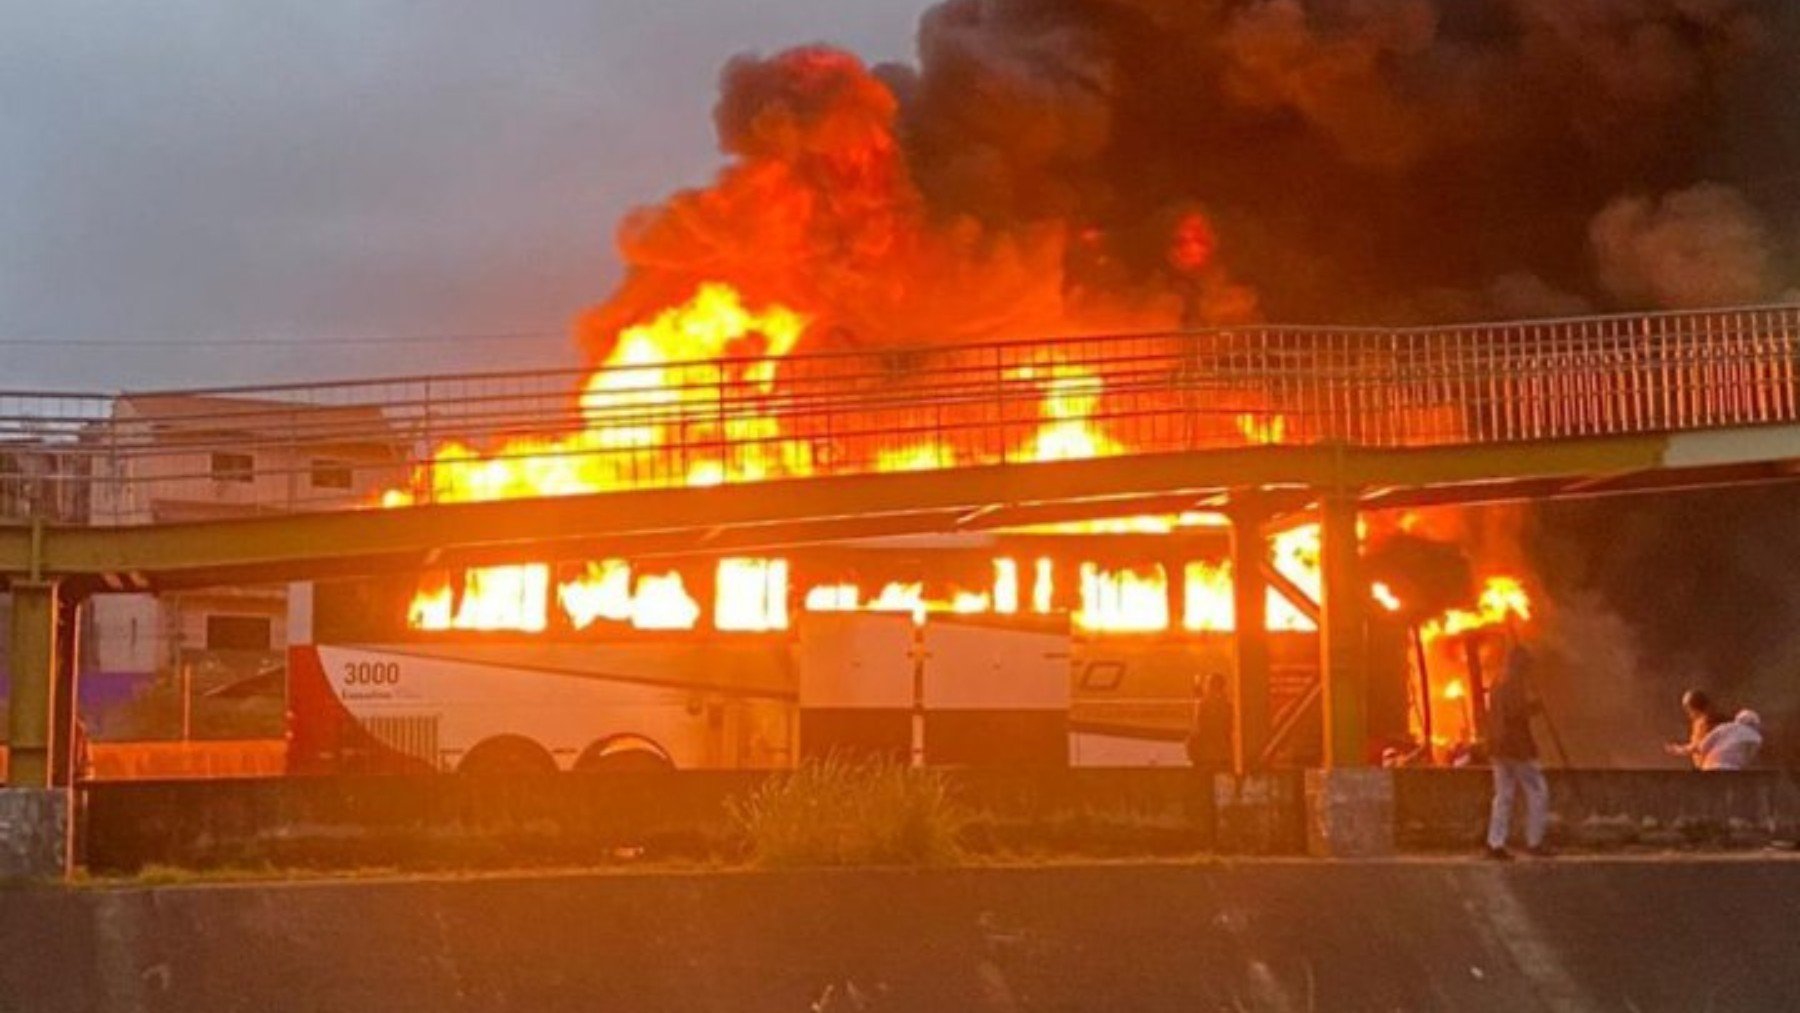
[5,394,407,740]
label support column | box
[1318,490,1367,768]
[1163,553,1188,637]
[49,594,82,787]
[1227,496,1270,774]
[7,580,63,787]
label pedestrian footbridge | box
[4,304,1798,588]
[3,304,1799,782]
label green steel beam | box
[9,429,1800,592]
[6,581,59,787]
[0,446,1333,587]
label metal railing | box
[3,305,1797,525]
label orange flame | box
[993,558,1020,615]
[1076,563,1168,632]
[1371,581,1402,612]
[715,557,790,632]
[1032,557,1054,614]
[1183,561,1234,632]
[867,582,928,624]
[555,560,702,631]
[556,560,633,628]
[629,571,704,630]
[408,565,549,632]
[384,283,812,512]
[803,583,861,612]
[402,551,1534,643]
[396,282,1156,626]
[385,280,1527,644]
[1268,524,1322,632]
[1422,575,1532,640]
[1013,360,1122,463]
[1236,412,1286,445]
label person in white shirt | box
[1696,710,1763,771]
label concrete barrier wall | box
[84,772,769,873]
[78,767,1800,872]
[4,861,1799,1012]
[0,789,65,879]
[1395,768,1800,849]
[83,768,1230,873]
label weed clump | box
[730,758,963,868]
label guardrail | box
[3,305,1797,524]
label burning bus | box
[289,283,1534,775]
[287,528,1391,774]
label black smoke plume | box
[582,0,1800,761]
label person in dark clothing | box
[1485,644,1550,859]
[1186,672,1233,769]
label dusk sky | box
[0,1,931,390]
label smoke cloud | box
[582,0,1799,365]
[576,0,1800,758]
[1590,182,1774,309]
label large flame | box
[1077,563,1168,632]
[1183,561,1234,632]
[1423,575,1532,640]
[389,281,1533,647]
[400,549,1529,638]
[1409,574,1536,750]
[383,284,811,510]
[555,560,702,632]
[407,565,550,633]
[1013,361,1123,463]
[394,280,1162,631]
[715,557,790,632]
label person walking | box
[1485,644,1551,860]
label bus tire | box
[457,735,559,776]
[573,735,675,773]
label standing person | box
[1664,689,1729,767]
[1185,672,1233,769]
[1485,644,1551,860]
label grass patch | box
[730,758,964,868]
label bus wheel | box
[573,735,675,773]
[457,735,558,776]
